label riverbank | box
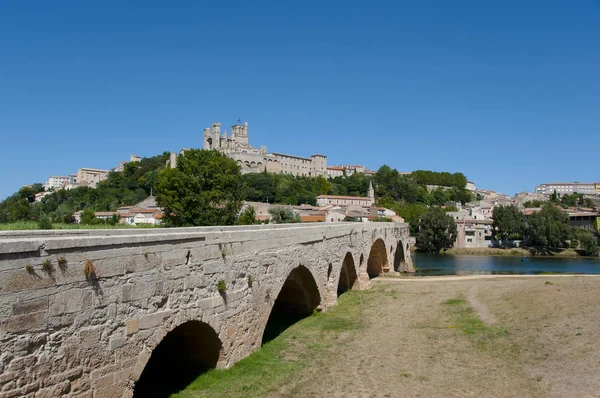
[443,247,594,258]
[175,276,600,397]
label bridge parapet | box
[0,222,412,397]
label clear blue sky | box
[1,1,599,200]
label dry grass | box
[177,277,600,398]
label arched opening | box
[337,252,358,296]
[393,240,407,272]
[367,238,388,278]
[262,265,320,345]
[133,321,222,398]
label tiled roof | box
[316,195,371,201]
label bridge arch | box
[337,252,359,296]
[261,264,321,344]
[133,320,222,397]
[393,240,408,272]
[367,238,389,278]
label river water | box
[412,252,600,276]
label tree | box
[416,207,458,253]
[526,204,572,248]
[492,205,526,241]
[156,149,244,226]
[80,209,99,225]
[268,207,300,223]
[238,206,257,225]
[574,229,599,257]
[397,203,428,235]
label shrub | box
[268,207,300,224]
[84,259,97,280]
[41,259,54,274]
[37,215,53,230]
[217,279,227,294]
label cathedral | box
[202,121,327,177]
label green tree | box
[578,231,599,257]
[527,204,572,248]
[492,205,526,241]
[80,209,99,225]
[268,207,300,224]
[397,203,428,235]
[156,149,244,226]
[238,206,257,225]
[416,207,458,253]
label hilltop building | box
[201,121,327,177]
[316,181,376,207]
[535,182,600,195]
[76,168,109,188]
[44,176,73,191]
[326,164,377,179]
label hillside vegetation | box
[0,149,473,230]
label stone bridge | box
[0,222,413,398]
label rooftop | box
[316,195,371,201]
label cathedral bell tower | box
[368,181,375,205]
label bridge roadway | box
[0,222,412,398]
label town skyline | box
[2,117,599,201]
[1,1,599,199]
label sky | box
[1,1,599,200]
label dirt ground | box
[269,276,600,398]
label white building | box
[326,165,367,179]
[44,176,72,190]
[535,182,600,195]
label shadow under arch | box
[367,238,389,278]
[133,321,222,398]
[393,240,407,272]
[262,265,320,345]
[338,252,359,296]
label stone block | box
[0,269,54,294]
[161,250,187,269]
[49,288,82,316]
[125,319,139,336]
[92,373,114,390]
[109,337,127,351]
[44,366,83,386]
[197,295,224,310]
[0,311,46,333]
[139,310,172,330]
[0,372,16,384]
[121,283,156,303]
[79,328,101,349]
[94,384,123,398]
[12,297,48,315]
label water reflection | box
[413,253,600,276]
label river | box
[412,252,600,275]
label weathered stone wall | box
[0,223,412,398]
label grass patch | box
[443,298,466,306]
[174,290,371,397]
[444,296,513,356]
